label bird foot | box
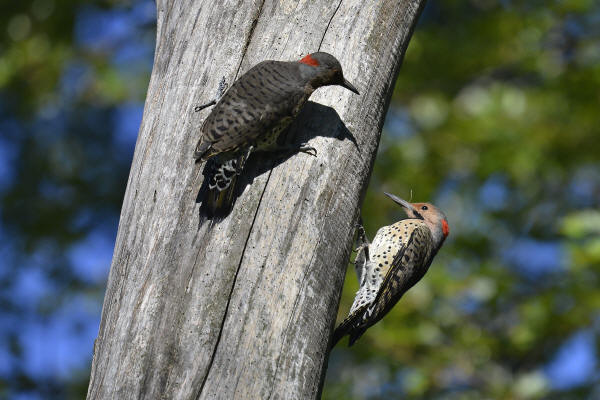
[194,76,228,112]
[298,143,317,157]
[354,242,369,253]
[354,223,370,252]
[355,224,366,243]
[194,100,216,112]
[216,76,228,98]
[353,223,369,284]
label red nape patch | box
[442,219,450,237]
[299,54,320,67]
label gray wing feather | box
[200,61,305,155]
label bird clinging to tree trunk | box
[332,192,450,347]
[194,52,359,217]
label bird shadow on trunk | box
[195,101,359,222]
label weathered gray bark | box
[86,1,424,399]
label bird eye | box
[421,205,428,210]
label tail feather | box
[331,323,349,348]
[201,155,243,218]
[331,304,370,348]
[198,143,255,218]
[202,174,238,218]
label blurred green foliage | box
[325,1,600,399]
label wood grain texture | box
[86,0,425,399]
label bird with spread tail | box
[332,192,450,347]
[194,52,359,216]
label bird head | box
[298,52,359,94]
[384,192,449,247]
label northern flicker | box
[332,192,450,347]
[194,52,359,216]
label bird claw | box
[194,77,228,112]
[298,143,317,157]
[354,223,369,253]
[355,241,369,252]
[356,224,366,239]
[194,100,216,112]
[216,76,228,98]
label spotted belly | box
[369,223,411,277]
[349,220,421,314]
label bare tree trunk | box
[86,0,424,399]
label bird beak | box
[342,78,360,95]
[384,192,416,213]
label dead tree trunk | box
[86,1,424,399]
